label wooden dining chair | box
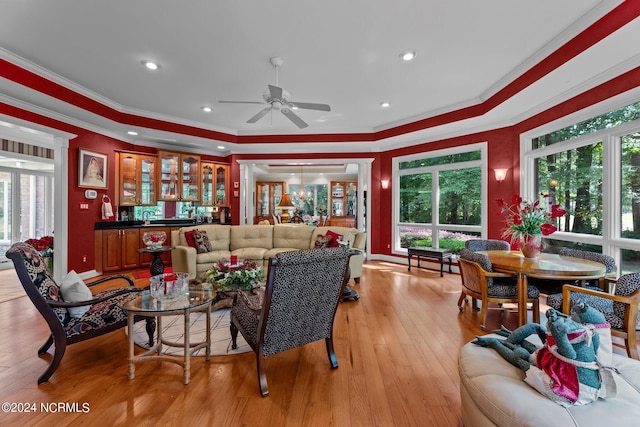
[458,250,540,330]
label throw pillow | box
[314,234,333,249]
[192,229,212,254]
[59,270,92,318]
[325,230,343,248]
[184,230,197,249]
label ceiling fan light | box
[201,106,212,113]
[141,60,159,70]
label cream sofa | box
[170,224,366,282]
[459,334,640,426]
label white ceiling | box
[0,0,638,154]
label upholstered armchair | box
[230,247,352,396]
[464,239,510,252]
[7,242,153,384]
[458,249,540,330]
[546,272,640,359]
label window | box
[290,184,328,217]
[394,144,486,254]
[523,100,640,274]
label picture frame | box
[78,148,108,189]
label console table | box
[407,246,453,277]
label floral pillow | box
[314,234,333,249]
[191,229,212,254]
[325,230,343,248]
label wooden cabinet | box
[330,181,357,228]
[118,153,157,206]
[201,163,229,206]
[158,151,200,201]
[255,182,284,223]
[100,229,140,272]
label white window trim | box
[392,142,487,255]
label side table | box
[124,290,213,385]
[138,245,174,276]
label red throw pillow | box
[325,230,342,248]
[184,230,197,249]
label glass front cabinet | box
[158,151,200,201]
[118,153,157,206]
[255,182,284,223]
[201,162,229,206]
[330,181,357,227]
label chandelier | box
[294,166,312,200]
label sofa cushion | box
[178,225,230,250]
[184,230,197,249]
[314,226,358,248]
[459,334,640,426]
[273,224,314,249]
[230,225,273,250]
[59,270,92,318]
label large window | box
[523,101,640,274]
[394,144,486,254]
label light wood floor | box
[0,261,631,426]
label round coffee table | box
[124,289,213,384]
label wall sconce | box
[381,179,390,190]
[494,168,508,183]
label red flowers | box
[496,194,566,242]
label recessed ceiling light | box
[217,145,225,150]
[380,102,391,108]
[141,60,159,70]
[127,131,138,136]
[202,106,212,113]
[399,51,416,61]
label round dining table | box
[478,250,607,326]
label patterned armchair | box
[464,239,510,252]
[458,249,540,330]
[546,272,640,359]
[230,247,352,396]
[7,242,153,384]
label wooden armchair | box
[7,242,153,383]
[230,247,352,396]
[560,272,640,359]
[458,251,540,330]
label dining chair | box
[558,248,617,291]
[546,272,640,359]
[464,239,510,252]
[230,247,352,396]
[458,249,540,330]
[6,242,154,384]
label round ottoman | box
[459,334,640,426]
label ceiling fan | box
[219,57,330,129]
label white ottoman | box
[459,334,640,426]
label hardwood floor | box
[0,261,631,426]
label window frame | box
[392,142,488,255]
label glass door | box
[0,171,12,261]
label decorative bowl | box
[149,272,189,301]
[142,231,166,249]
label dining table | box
[479,250,607,326]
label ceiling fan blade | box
[247,107,271,123]
[219,100,264,105]
[281,108,308,129]
[290,102,331,112]
[268,84,283,101]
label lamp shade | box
[276,193,295,209]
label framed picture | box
[78,148,108,189]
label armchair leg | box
[145,318,156,347]
[38,333,66,384]
[256,351,269,397]
[325,337,339,369]
[230,320,238,350]
[38,335,54,355]
[626,332,639,360]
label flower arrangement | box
[25,236,54,257]
[496,194,566,243]
[205,259,264,291]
